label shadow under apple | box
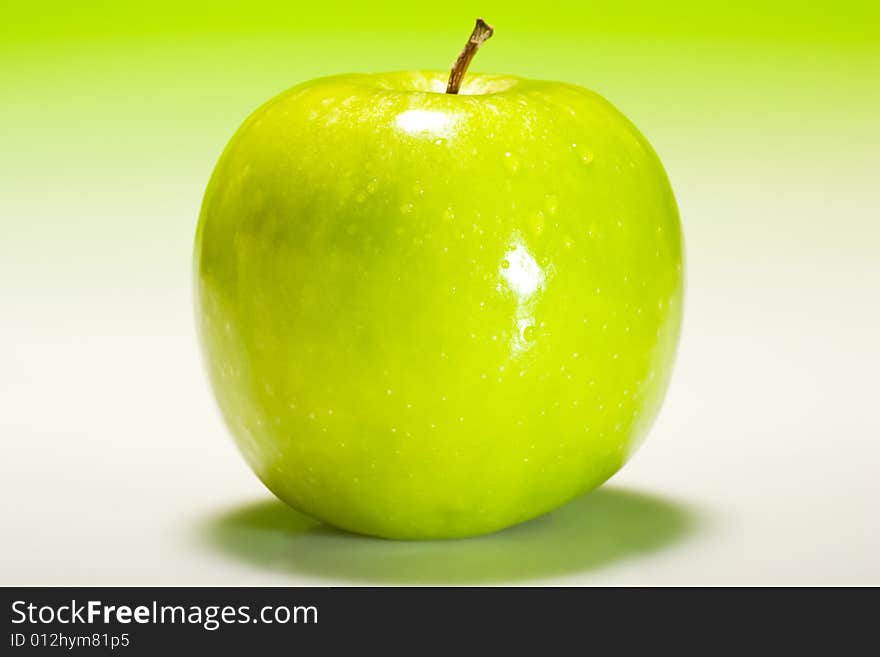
[199,486,698,584]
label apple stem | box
[446,18,494,94]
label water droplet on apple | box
[503,152,520,173]
[501,259,510,269]
[523,325,536,341]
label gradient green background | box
[2,2,877,284]
[1,2,878,583]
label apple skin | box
[195,72,683,539]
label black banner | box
[1,587,873,653]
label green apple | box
[195,22,683,539]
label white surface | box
[2,163,878,586]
